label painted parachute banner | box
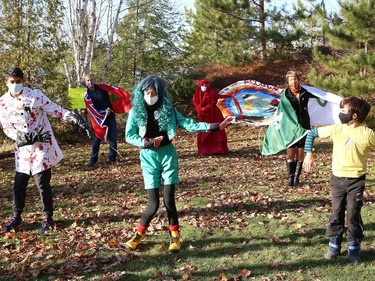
[216,80,283,126]
[216,79,343,155]
[217,80,342,127]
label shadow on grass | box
[178,145,266,160]
[2,218,374,280]
[179,198,331,217]
[109,231,375,281]
[0,155,14,168]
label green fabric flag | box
[261,92,307,155]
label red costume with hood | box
[192,80,229,155]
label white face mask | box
[144,95,158,106]
[201,85,207,92]
[8,83,23,95]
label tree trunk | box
[82,0,97,81]
[258,0,267,60]
[102,0,124,83]
[132,0,140,77]
[67,0,102,87]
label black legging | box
[140,184,178,227]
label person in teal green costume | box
[125,75,233,252]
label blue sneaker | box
[5,217,22,232]
[40,218,55,234]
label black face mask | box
[339,112,353,124]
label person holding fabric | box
[282,70,315,186]
[84,74,131,167]
[125,75,234,252]
[0,67,88,234]
[192,79,229,155]
[303,96,374,263]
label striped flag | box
[84,93,110,140]
[84,84,132,140]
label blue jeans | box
[90,114,117,163]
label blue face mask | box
[8,83,23,95]
[339,112,352,124]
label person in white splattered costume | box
[0,67,87,234]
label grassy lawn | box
[68,88,86,109]
[0,125,374,280]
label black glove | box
[66,111,88,130]
[66,110,92,139]
[16,129,51,147]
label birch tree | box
[102,0,125,83]
[66,0,105,86]
[64,0,128,86]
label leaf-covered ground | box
[0,125,374,281]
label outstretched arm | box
[220,116,235,130]
[303,128,319,173]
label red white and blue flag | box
[84,84,132,140]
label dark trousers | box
[90,114,117,163]
[140,184,179,227]
[13,168,54,218]
[326,174,365,241]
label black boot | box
[294,161,303,186]
[286,161,296,186]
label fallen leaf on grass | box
[270,262,279,269]
[271,237,288,244]
[293,223,303,230]
[154,243,165,249]
[219,274,228,281]
[240,268,252,277]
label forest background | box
[0,0,374,140]
[0,1,375,280]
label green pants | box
[140,143,179,189]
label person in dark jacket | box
[85,74,117,167]
[283,70,315,186]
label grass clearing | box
[0,125,374,280]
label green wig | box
[131,75,174,131]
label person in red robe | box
[192,80,229,155]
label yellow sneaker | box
[168,231,181,252]
[125,231,144,250]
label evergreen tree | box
[182,0,258,66]
[308,0,375,96]
[99,0,185,90]
[288,0,328,49]
[264,4,305,57]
